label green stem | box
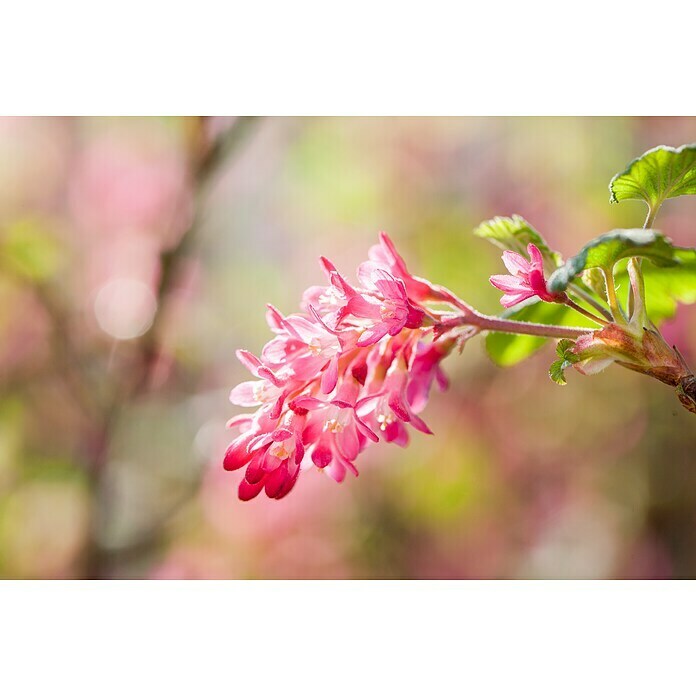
[563,297,608,325]
[602,268,626,324]
[568,283,613,321]
[644,205,658,229]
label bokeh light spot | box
[94,278,157,340]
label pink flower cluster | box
[223,233,455,501]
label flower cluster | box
[223,233,458,501]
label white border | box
[0,581,692,695]
[1,1,692,114]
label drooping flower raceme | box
[224,233,463,501]
[489,243,565,308]
[224,194,696,501]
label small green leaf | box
[547,229,679,293]
[549,359,568,385]
[549,340,579,386]
[485,300,594,367]
[555,339,578,362]
[609,143,696,212]
[473,215,561,269]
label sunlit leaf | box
[548,339,580,386]
[609,143,696,212]
[547,229,678,293]
[549,359,568,385]
[618,247,696,322]
[473,214,561,269]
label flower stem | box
[467,311,590,339]
[563,297,608,325]
[602,268,626,323]
[568,283,613,321]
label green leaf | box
[617,247,696,322]
[556,339,579,362]
[485,300,594,367]
[581,267,607,297]
[549,359,568,385]
[548,340,579,386]
[473,215,561,269]
[609,143,696,212]
[547,229,679,293]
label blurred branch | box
[83,116,261,579]
[133,116,261,393]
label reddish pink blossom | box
[489,243,564,308]
[223,234,463,501]
[368,231,443,303]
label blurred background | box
[0,116,694,579]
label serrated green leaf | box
[547,229,679,293]
[549,359,568,385]
[485,300,595,367]
[609,143,696,212]
[473,215,561,269]
[555,339,577,361]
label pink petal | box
[502,250,531,276]
[321,355,339,393]
[264,464,289,498]
[324,460,346,483]
[244,455,266,485]
[311,438,333,468]
[291,395,326,411]
[238,478,264,501]
[355,415,379,443]
[356,322,390,347]
[387,392,411,422]
[223,435,254,471]
[336,423,360,461]
[409,412,433,435]
[383,420,409,447]
[527,243,545,270]
[489,274,530,293]
[229,381,263,407]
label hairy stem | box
[602,268,625,323]
[467,311,590,339]
[563,297,608,325]
[568,283,613,321]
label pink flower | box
[367,231,442,303]
[489,243,564,308]
[223,234,463,501]
[226,412,307,501]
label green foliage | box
[609,143,696,212]
[485,300,595,367]
[473,214,561,268]
[0,220,62,283]
[548,339,580,386]
[618,247,696,322]
[547,229,679,293]
[581,268,607,297]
